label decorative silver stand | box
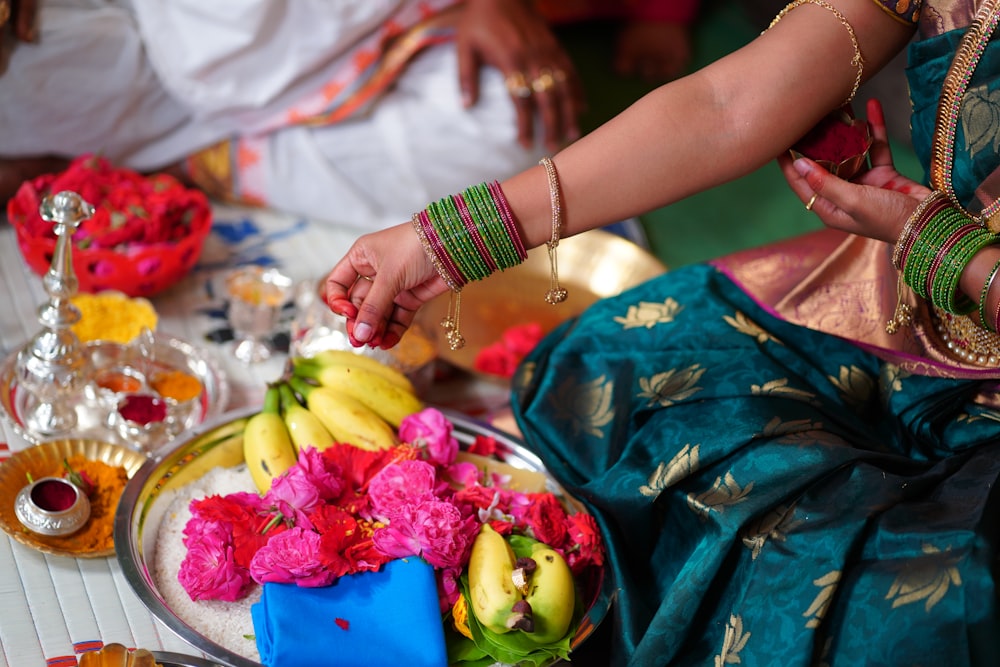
[15,191,95,435]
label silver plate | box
[116,407,612,667]
[0,332,229,449]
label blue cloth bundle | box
[251,558,447,667]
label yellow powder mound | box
[71,291,158,344]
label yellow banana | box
[299,349,416,394]
[242,385,299,493]
[467,524,521,634]
[278,381,334,454]
[289,376,397,451]
[300,362,424,428]
[523,541,576,645]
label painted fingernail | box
[353,322,373,342]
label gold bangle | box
[538,157,568,304]
[893,191,947,270]
[765,0,864,106]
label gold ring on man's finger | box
[805,194,819,211]
[531,70,556,93]
[505,71,531,99]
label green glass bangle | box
[927,223,980,310]
[979,257,1000,329]
[932,227,999,315]
[430,198,491,282]
[904,207,969,298]
[464,183,520,270]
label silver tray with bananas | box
[115,405,612,667]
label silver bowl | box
[115,407,612,666]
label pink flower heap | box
[178,408,604,613]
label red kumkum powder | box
[118,394,168,425]
[31,479,78,512]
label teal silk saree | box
[512,2,1000,665]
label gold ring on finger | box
[532,70,556,93]
[505,71,531,99]
[805,194,818,211]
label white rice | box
[152,464,262,662]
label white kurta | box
[0,0,546,230]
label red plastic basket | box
[8,156,212,298]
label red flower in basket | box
[7,154,212,298]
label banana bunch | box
[292,350,424,428]
[242,352,426,492]
[466,524,577,645]
[242,384,299,493]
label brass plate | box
[0,439,147,558]
[422,229,666,378]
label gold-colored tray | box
[0,439,147,557]
[422,229,666,379]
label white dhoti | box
[0,0,546,230]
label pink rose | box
[264,467,323,529]
[294,446,345,501]
[372,499,476,569]
[177,524,251,601]
[367,459,436,516]
[398,408,459,466]
[250,526,335,587]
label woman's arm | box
[325,0,917,347]
[505,0,915,246]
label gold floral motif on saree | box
[714,614,751,667]
[741,503,801,560]
[761,416,830,442]
[724,310,783,345]
[827,364,877,408]
[962,84,1000,163]
[804,570,841,629]
[687,471,754,518]
[957,405,1000,425]
[546,374,615,438]
[878,364,907,404]
[639,444,701,498]
[750,378,818,403]
[613,297,683,329]
[637,364,706,407]
[885,543,962,612]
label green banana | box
[278,381,335,454]
[242,385,299,493]
[467,524,521,634]
[523,541,576,644]
[296,350,416,394]
[288,376,397,451]
[296,362,423,428]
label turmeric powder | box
[41,454,129,553]
[149,368,202,402]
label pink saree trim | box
[709,228,1000,379]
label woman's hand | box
[454,0,585,151]
[778,98,932,243]
[323,222,449,349]
[0,0,38,49]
